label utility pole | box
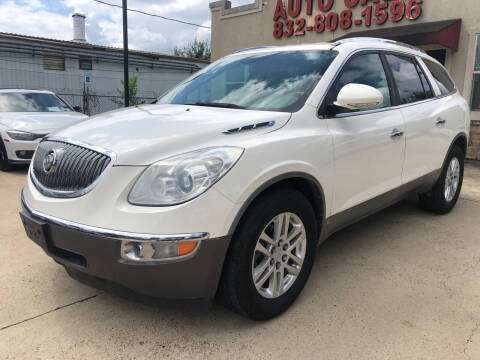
[122,0,130,107]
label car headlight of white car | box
[128,147,244,206]
[7,130,43,141]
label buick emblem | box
[43,149,58,174]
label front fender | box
[213,129,334,221]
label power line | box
[91,0,211,30]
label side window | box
[415,61,434,99]
[386,54,429,104]
[325,53,391,114]
[423,59,456,95]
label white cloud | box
[20,0,45,9]
[0,0,213,54]
[0,1,71,40]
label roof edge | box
[0,32,210,64]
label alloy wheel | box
[251,212,307,299]
[444,157,460,202]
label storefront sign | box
[273,0,423,39]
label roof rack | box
[331,37,426,54]
[235,46,274,53]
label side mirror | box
[334,83,384,111]
[73,106,82,112]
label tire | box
[419,145,464,214]
[0,139,11,172]
[219,188,317,320]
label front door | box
[322,52,406,215]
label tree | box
[112,75,145,107]
[173,39,211,61]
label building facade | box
[210,0,480,159]
[0,16,208,115]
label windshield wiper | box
[187,102,246,110]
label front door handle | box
[390,129,404,138]
[436,118,447,126]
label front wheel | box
[419,145,464,214]
[0,140,11,172]
[219,188,317,320]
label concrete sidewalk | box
[1,164,480,359]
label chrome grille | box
[31,138,114,197]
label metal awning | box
[335,19,462,51]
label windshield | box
[0,93,73,112]
[159,50,338,113]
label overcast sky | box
[0,0,252,54]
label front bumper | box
[20,196,231,300]
[3,137,41,162]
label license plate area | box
[20,211,48,250]
[20,211,87,268]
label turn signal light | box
[178,242,198,256]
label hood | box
[53,104,292,165]
[0,112,87,134]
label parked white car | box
[0,89,86,171]
[20,39,470,320]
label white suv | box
[20,38,470,320]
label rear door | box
[383,53,440,183]
[419,58,464,167]
[321,52,406,215]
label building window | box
[43,55,65,71]
[426,49,447,66]
[472,35,480,111]
[79,58,93,70]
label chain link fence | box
[58,92,157,116]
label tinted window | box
[416,62,434,99]
[0,93,72,112]
[423,59,456,95]
[325,53,391,113]
[159,50,338,113]
[386,54,428,104]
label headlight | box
[7,130,44,141]
[128,147,244,206]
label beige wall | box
[210,0,480,117]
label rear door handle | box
[436,118,446,126]
[390,129,404,138]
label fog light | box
[122,241,144,260]
[120,240,198,261]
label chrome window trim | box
[316,47,458,119]
[329,95,456,119]
[21,191,210,243]
[30,136,117,199]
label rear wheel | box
[419,145,464,214]
[0,139,11,172]
[219,188,317,320]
